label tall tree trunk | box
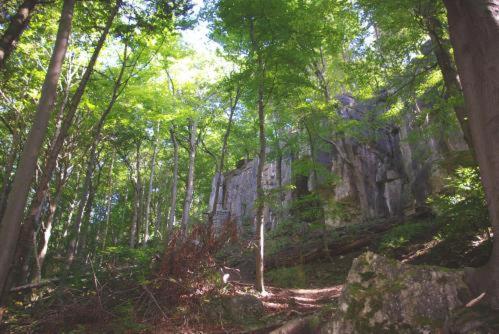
[208,88,240,230]
[154,192,164,236]
[66,159,94,265]
[35,164,68,282]
[180,119,197,237]
[130,144,142,248]
[250,18,266,293]
[0,0,37,68]
[421,12,473,149]
[144,124,159,245]
[13,58,76,285]
[304,122,330,259]
[443,0,499,308]
[0,112,20,221]
[130,184,139,248]
[101,154,115,251]
[0,0,75,303]
[22,0,120,248]
[167,126,179,239]
[254,75,266,293]
[37,175,64,279]
[77,162,103,258]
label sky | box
[171,0,232,86]
[180,0,217,54]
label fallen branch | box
[10,278,60,292]
[141,285,168,319]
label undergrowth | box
[3,220,242,333]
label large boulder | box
[321,252,472,333]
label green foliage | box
[379,221,434,251]
[266,266,307,289]
[431,167,490,241]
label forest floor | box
[1,215,492,333]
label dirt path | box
[259,284,343,314]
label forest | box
[0,0,498,333]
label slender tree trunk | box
[35,166,67,282]
[137,170,144,244]
[443,0,499,308]
[117,190,128,245]
[0,117,20,221]
[78,162,102,258]
[0,0,75,303]
[67,42,128,266]
[255,77,266,293]
[180,119,197,237]
[155,193,164,236]
[167,126,179,239]
[101,154,115,251]
[250,18,267,293]
[22,0,120,246]
[144,124,159,245]
[422,13,473,149]
[130,144,142,248]
[0,0,37,68]
[130,184,138,248]
[13,58,76,285]
[209,88,240,230]
[304,123,331,259]
[66,160,93,265]
[37,182,63,278]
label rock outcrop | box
[209,157,293,232]
[321,252,472,333]
[209,94,469,231]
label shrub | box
[266,266,307,288]
[379,221,434,251]
[430,167,490,241]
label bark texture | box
[208,88,240,229]
[167,126,179,239]
[0,0,37,68]
[0,0,75,301]
[422,12,473,149]
[144,124,159,245]
[254,60,266,293]
[180,119,198,237]
[443,0,499,308]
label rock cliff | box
[209,94,469,231]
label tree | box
[180,117,198,237]
[0,0,38,68]
[168,125,179,238]
[443,0,499,308]
[12,0,122,285]
[0,0,76,302]
[209,0,308,293]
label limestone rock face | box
[321,252,472,334]
[209,157,293,232]
[209,94,469,231]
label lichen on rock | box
[321,252,472,333]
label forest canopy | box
[0,0,498,332]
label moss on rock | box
[321,252,472,333]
